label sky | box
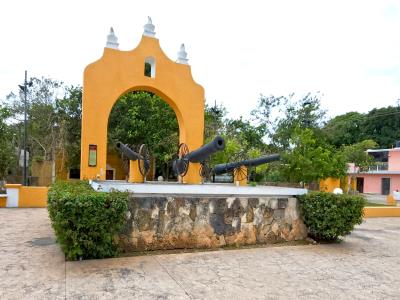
[1,0,400,120]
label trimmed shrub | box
[48,181,129,260]
[299,192,365,241]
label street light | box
[302,100,312,128]
[18,70,32,186]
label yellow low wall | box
[19,186,48,207]
[364,207,400,218]
[320,178,340,193]
[3,184,48,208]
[0,195,7,208]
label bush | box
[48,180,129,260]
[299,192,365,241]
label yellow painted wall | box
[81,35,205,184]
[319,178,341,193]
[31,152,125,184]
[106,151,126,180]
[3,184,48,208]
[350,176,356,191]
[340,176,349,193]
[129,160,144,183]
[387,194,397,206]
[364,207,400,218]
[19,186,48,207]
[0,196,6,208]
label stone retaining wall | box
[118,196,307,251]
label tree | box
[0,105,15,179]
[4,77,64,181]
[342,139,377,172]
[55,86,82,171]
[251,93,326,149]
[108,91,179,178]
[205,107,269,169]
[361,106,400,148]
[283,128,346,185]
[323,112,364,147]
[323,105,400,149]
[3,77,83,182]
[204,103,226,141]
[225,117,266,152]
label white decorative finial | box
[176,44,189,64]
[143,16,156,37]
[106,27,119,49]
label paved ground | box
[1,209,400,299]
[362,193,392,205]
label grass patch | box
[365,202,394,207]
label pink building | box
[349,147,400,195]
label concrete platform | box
[90,180,307,197]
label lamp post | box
[302,100,312,128]
[19,70,32,186]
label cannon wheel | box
[199,160,211,181]
[177,143,190,177]
[228,151,248,182]
[138,144,150,177]
[233,165,248,182]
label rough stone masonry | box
[118,196,307,251]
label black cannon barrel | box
[213,153,280,175]
[185,136,225,163]
[116,141,141,161]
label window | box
[144,57,155,78]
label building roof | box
[348,170,400,175]
[366,148,400,153]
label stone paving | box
[1,208,400,299]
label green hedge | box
[48,181,129,260]
[299,192,365,241]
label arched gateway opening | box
[80,28,205,183]
[107,90,179,181]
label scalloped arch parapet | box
[81,35,205,183]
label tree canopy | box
[108,91,179,177]
[0,105,15,179]
[283,128,347,185]
[2,74,399,186]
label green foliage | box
[341,140,377,171]
[4,77,82,177]
[204,103,227,140]
[0,105,15,179]
[225,117,266,151]
[323,106,400,149]
[108,91,178,177]
[362,106,400,148]
[324,112,364,147]
[205,104,268,169]
[283,128,347,184]
[299,192,365,241]
[47,181,128,260]
[55,86,82,169]
[251,93,326,149]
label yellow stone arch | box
[80,35,205,183]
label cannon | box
[173,136,225,178]
[116,142,151,177]
[212,154,281,181]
